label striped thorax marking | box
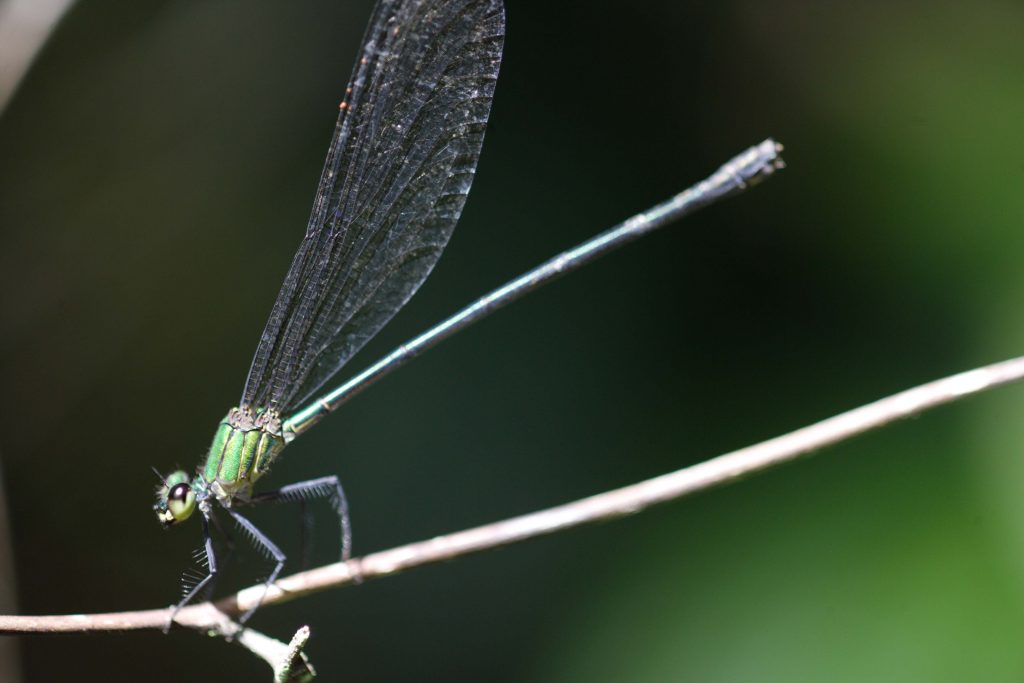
[202,406,286,497]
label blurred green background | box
[2,0,1024,680]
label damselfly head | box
[154,470,197,527]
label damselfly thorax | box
[202,406,287,497]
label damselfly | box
[153,0,783,625]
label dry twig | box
[2,355,1022,640]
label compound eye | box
[166,483,196,523]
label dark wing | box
[242,0,504,414]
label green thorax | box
[202,406,286,495]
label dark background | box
[3,0,1024,680]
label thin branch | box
[1,355,1023,636]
